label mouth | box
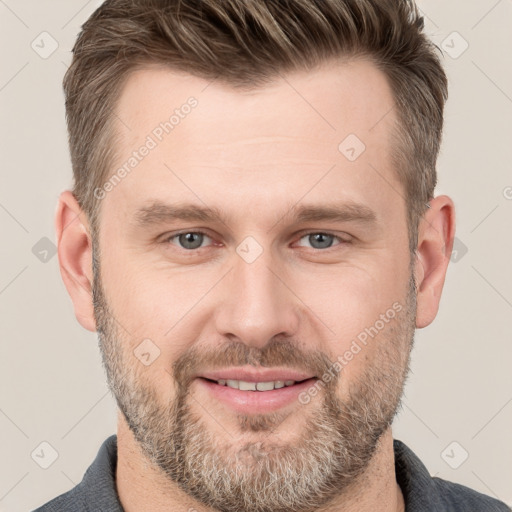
[202,377,308,391]
[195,369,318,414]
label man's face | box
[93,60,417,511]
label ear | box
[55,190,96,332]
[414,195,456,329]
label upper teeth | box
[217,379,296,391]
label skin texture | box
[56,59,455,512]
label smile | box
[196,372,318,414]
[213,379,299,391]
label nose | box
[214,247,300,349]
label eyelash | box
[163,230,350,251]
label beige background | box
[0,1,511,511]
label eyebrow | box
[133,200,378,229]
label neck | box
[116,412,404,512]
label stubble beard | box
[92,247,417,512]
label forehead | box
[116,58,396,148]
[101,59,402,229]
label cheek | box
[298,256,407,324]
[290,256,410,374]
[102,261,217,367]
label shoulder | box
[32,435,122,512]
[32,487,87,512]
[393,439,510,512]
[431,477,511,512]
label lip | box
[195,371,318,414]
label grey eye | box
[176,232,207,250]
[303,233,336,249]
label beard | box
[92,246,417,512]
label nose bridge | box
[214,244,299,347]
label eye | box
[167,231,213,250]
[162,230,349,252]
[296,232,346,250]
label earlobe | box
[414,195,456,329]
[55,190,97,332]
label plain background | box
[0,1,511,511]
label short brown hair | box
[64,0,447,251]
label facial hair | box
[92,245,417,512]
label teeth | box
[239,381,257,391]
[217,379,297,391]
[226,379,239,389]
[256,381,274,391]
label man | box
[34,0,510,511]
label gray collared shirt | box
[33,435,510,511]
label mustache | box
[172,337,338,390]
